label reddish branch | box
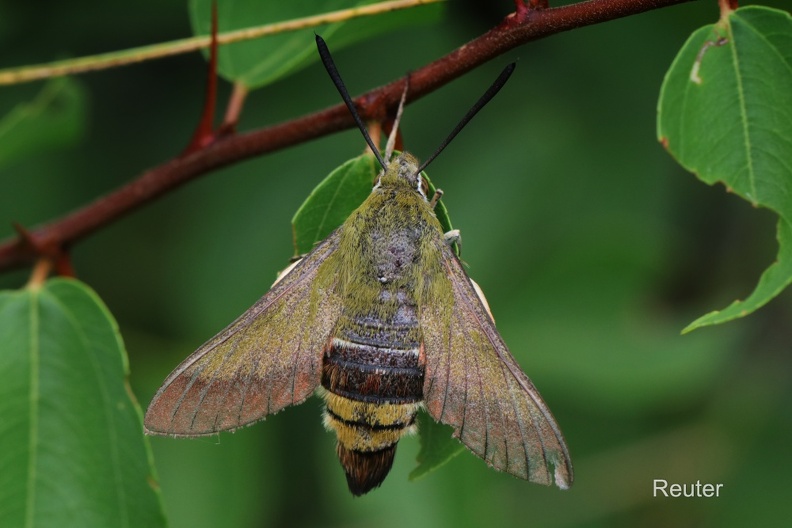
[0,0,693,273]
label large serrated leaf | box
[657,6,792,332]
[0,77,86,170]
[189,0,443,89]
[0,278,166,528]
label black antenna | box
[316,34,387,170]
[416,63,516,174]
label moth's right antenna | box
[316,34,387,170]
[416,63,516,175]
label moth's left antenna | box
[316,34,387,170]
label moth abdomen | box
[322,337,424,402]
[321,332,424,495]
[322,391,420,496]
[335,443,398,497]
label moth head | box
[374,152,430,200]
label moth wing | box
[145,231,342,437]
[421,240,573,488]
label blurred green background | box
[2,0,791,526]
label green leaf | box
[189,0,443,89]
[409,411,464,481]
[292,152,456,255]
[657,6,792,332]
[0,77,86,170]
[292,153,377,256]
[0,278,166,528]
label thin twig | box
[0,0,443,86]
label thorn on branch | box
[12,222,35,253]
[510,0,545,27]
[13,223,75,279]
[513,1,530,23]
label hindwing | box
[420,238,573,488]
[145,230,342,436]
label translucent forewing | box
[421,238,573,489]
[144,230,342,436]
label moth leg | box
[429,188,443,209]
[443,229,461,255]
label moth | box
[145,35,573,496]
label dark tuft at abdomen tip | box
[336,443,397,496]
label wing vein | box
[498,354,529,478]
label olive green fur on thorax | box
[378,152,423,191]
[313,151,454,335]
